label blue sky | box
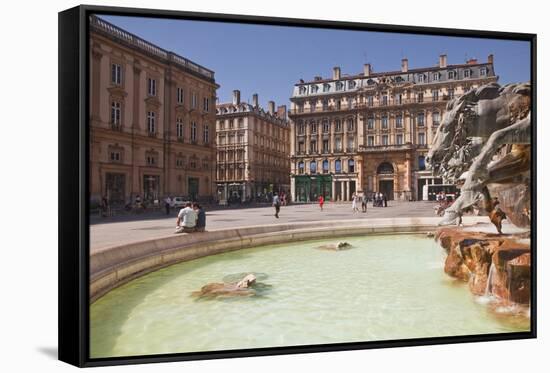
[101,15,531,110]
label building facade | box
[216,91,290,202]
[89,16,218,206]
[289,54,497,202]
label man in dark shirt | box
[193,203,206,232]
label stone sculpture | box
[316,241,353,251]
[426,82,531,230]
[192,273,258,298]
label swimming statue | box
[426,82,531,231]
[316,241,353,251]
[192,274,258,298]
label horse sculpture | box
[426,82,531,229]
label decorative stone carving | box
[426,82,531,229]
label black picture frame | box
[59,4,537,368]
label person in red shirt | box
[318,195,324,211]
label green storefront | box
[294,174,332,202]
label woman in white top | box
[351,193,359,213]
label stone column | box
[305,120,311,155]
[343,122,348,154]
[331,179,336,201]
[318,121,322,155]
[291,176,296,202]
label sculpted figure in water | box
[316,241,353,251]
[192,273,258,298]
[426,82,531,231]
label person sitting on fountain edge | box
[193,202,206,232]
[175,202,197,233]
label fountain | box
[428,82,532,308]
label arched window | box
[310,161,317,174]
[335,159,342,173]
[298,161,304,174]
[322,159,329,173]
[348,159,355,173]
[377,162,394,174]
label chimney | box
[467,58,478,65]
[268,101,275,114]
[439,54,447,68]
[332,66,341,80]
[252,93,259,108]
[487,54,494,64]
[232,90,240,105]
[364,63,371,77]
[401,58,408,73]
[277,105,287,120]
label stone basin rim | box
[90,216,487,303]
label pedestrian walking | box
[164,196,172,215]
[318,195,324,211]
[383,193,388,207]
[361,192,368,213]
[273,193,281,218]
[100,195,110,217]
[351,193,359,213]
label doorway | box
[378,180,394,200]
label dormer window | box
[311,85,319,93]
[480,67,487,76]
[299,86,307,95]
[433,72,439,81]
[448,71,456,79]
[464,69,471,78]
[323,83,330,92]
[418,74,425,83]
[336,81,344,91]
[348,80,356,89]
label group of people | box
[174,202,206,234]
[350,193,370,213]
[372,192,388,207]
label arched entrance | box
[377,162,394,200]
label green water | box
[90,234,529,358]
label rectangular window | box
[395,94,402,105]
[381,116,388,129]
[367,136,374,147]
[203,124,209,143]
[395,115,403,128]
[382,95,388,106]
[311,123,317,134]
[417,92,424,103]
[433,72,439,81]
[396,134,403,145]
[432,90,439,101]
[382,135,389,145]
[433,112,440,125]
[310,141,317,153]
[176,87,184,104]
[111,101,121,126]
[147,78,156,96]
[367,96,373,107]
[203,97,209,112]
[367,118,374,130]
[480,67,487,76]
[418,132,426,145]
[191,121,197,141]
[417,113,425,127]
[111,63,122,85]
[238,134,244,144]
[323,139,329,153]
[176,118,184,139]
[192,92,197,108]
[323,121,329,133]
[464,69,471,78]
[298,142,304,153]
[147,111,156,134]
[109,151,121,162]
[335,137,342,151]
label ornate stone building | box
[89,16,218,206]
[289,54,497,202]
[216,91,290,202]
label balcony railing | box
[90,15,215,80]
[358,143,415,153]
[289,96,450,115]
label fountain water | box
[485,262,497,297]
